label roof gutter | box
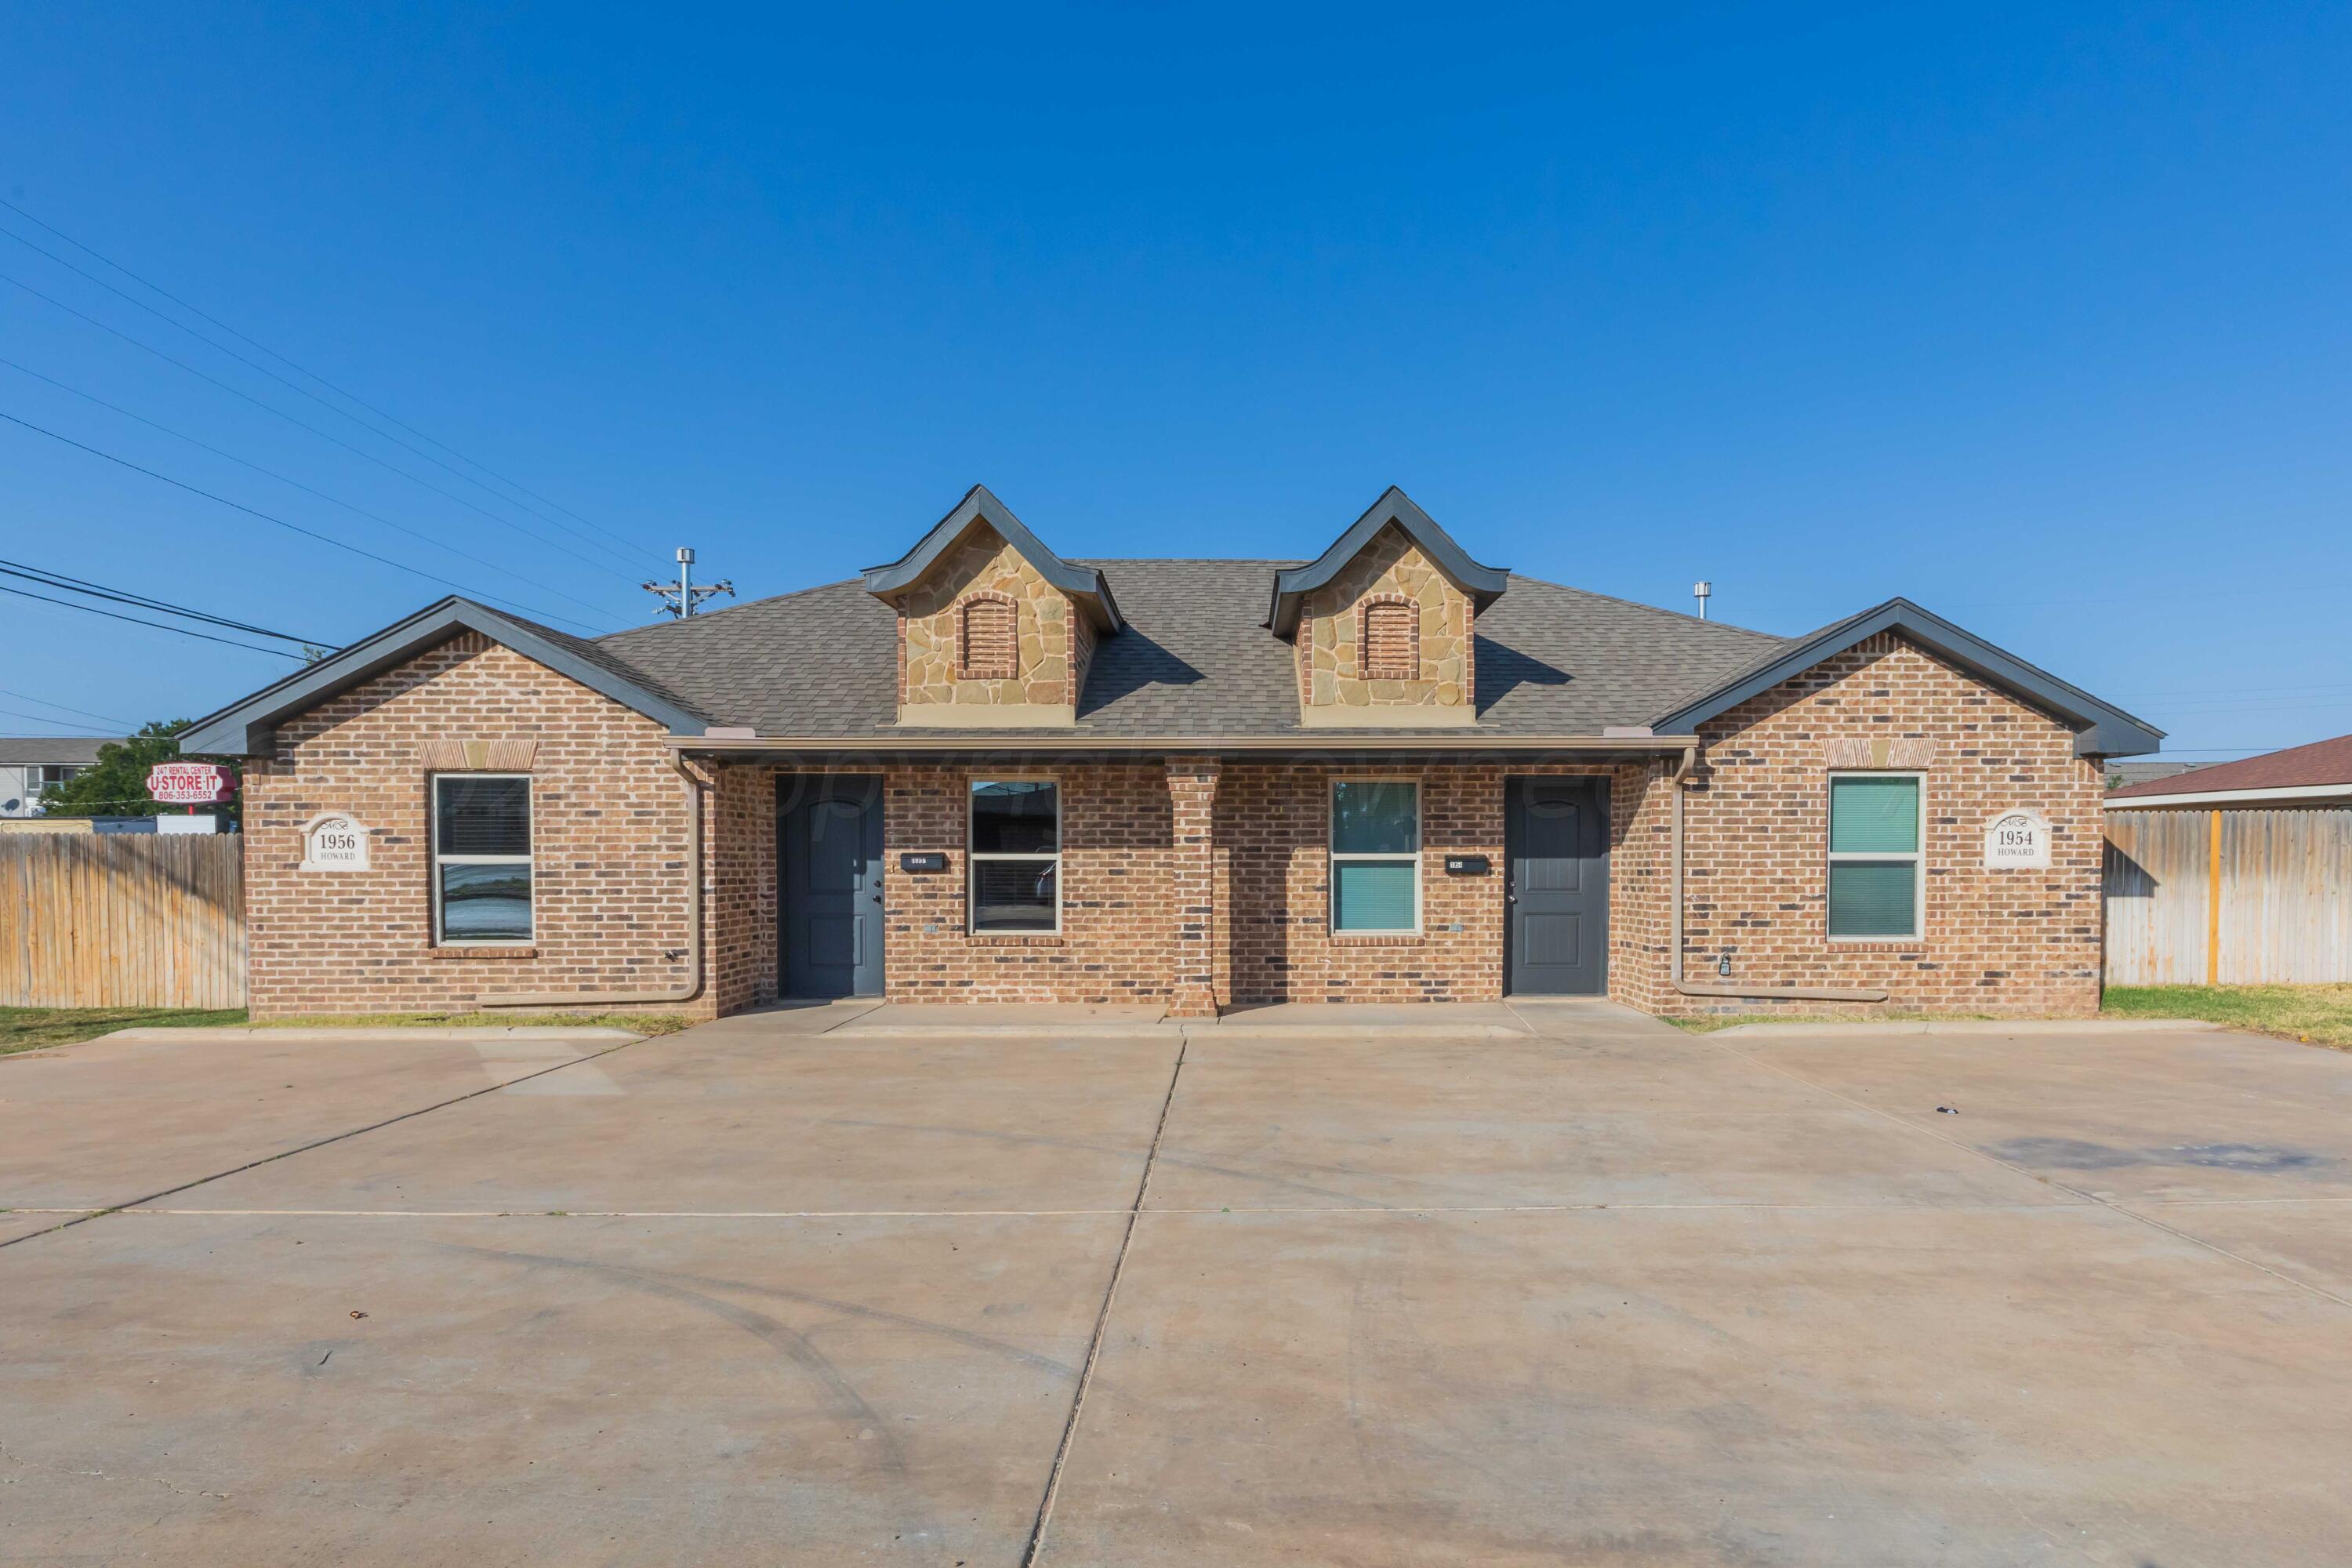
[1669,745,1889,1005]
[669,732,1702,756]
[482,753,707,1011]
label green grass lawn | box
[0,1006,249,1054]
[2100,984,2352,1048]
[0,1006,693,1055]
[1665,986,2352,1049]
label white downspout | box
[1670,745,1889,1004]
[485,753,709,1010]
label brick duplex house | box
[183,486,2161,1020]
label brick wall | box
[873,760,1631,1009]
[1607,758,1676,1011]
[1166,758,1220,1017]
[240,626,2104,1021]
[709,762,779,1014]
[883,763,1176,1003]
[243,633,710,1018]
[1222,763,1517,1004]
[1613,631,2107,1017]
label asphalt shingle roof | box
[593,561,1786,739]
[492,609,717,726]
[2106,734,2352,799]
[0,736,118,765]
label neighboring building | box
[182,486,2162,1021]
[2105,733,2352,811]
[0,737,114,818]
[2107,760,2218,789]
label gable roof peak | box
[1650,596,2163,760]
[1266,486,1509,636]
[861,485,1123,632]
[177,595,709,757]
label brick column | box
[1165,757,1222,1018]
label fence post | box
[2205,808,2222,985]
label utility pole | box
[643,547,735,619]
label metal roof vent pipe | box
[1693,580,1712,620]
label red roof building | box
[2106,733,2352,809]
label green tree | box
[38,720,242,825]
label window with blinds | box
[1827,773,1922,939]
[1330,779,1419,933]
[969,779,1058,932]
[960,595,1018,680]
[1360,598,1419,680]
[433,775,532,944]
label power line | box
[0,581,304,659]
[0,408,603,633]
[0,685,147,728]
[0,268,642,583]
[2136,696,2352,713]
[2112,678,2352,696]
[0,558,323,645]
[0,357,622,623]
[2144,704,2352,719]
[2,194,646,558]
[0,706,126,731]
[0,201,650,563]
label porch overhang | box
[670,732,1700,767]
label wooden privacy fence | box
[2105,809,2352,985]
[0,833,245,1008]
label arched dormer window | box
[1359,595,1419,681]
[959,593,1018,681]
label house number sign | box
[301,814,372,872]
[1982,810,2051,870]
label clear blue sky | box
[3,4,2347,757]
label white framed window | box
[969,778,1059,933]
[1330,777,1420,934]
[432,774,533,946]
[31,764,82,791]
[1827,771,1923,941]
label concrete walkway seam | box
[1021,1025,1193,1567]
[3,1198,2129,1220]
[1710,1018,2226,1037]
[0,1032,659,1255]
[96,1025,645,1043]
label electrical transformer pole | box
[643,547,735,619]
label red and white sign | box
[147,761,237,805]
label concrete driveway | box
[3,1004,2350,1565]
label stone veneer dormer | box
[861,485,1120,728]
[1267,487,1508,728]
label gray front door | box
[780,775,884,998]
[1506,775,1607,996]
